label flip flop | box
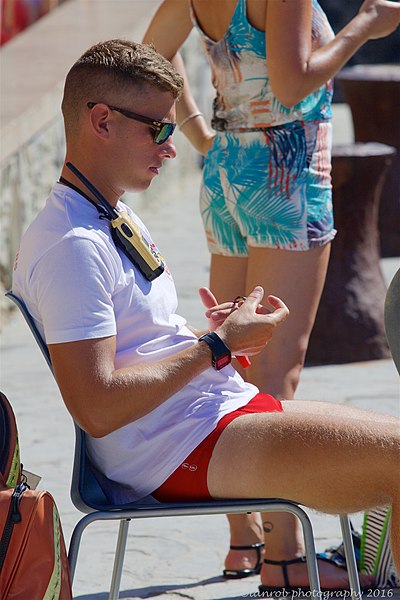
[223,542,264,579]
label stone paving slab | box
[1,11,399,597]
[1,166,399,597]
[1,321,399,597]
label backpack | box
[0,391,72,600]
[0,392,21,489]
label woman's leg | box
[208,122,337,580]
[239,243,355,586]
[210,254,266,572]
[244,244,347,585]
[208,401,400,577]
[209,253,248,310]
[244,244,331,399]
[210,248,355,584]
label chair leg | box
[288,504,321,593]
[68,513,97,584]
[108,518,130,600]
[340,515,361,599]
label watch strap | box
[198,331,231,370]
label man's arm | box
[49,287,288,438]
[49,335,212,438]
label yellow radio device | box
[66,162,164,281]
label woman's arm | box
[266,0,400,107]
[143,0,214,155]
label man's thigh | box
[207,401,397,513]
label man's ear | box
[89,104,111,139]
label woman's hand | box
[179,116,215,155]
[199,133,216,156]
[358,0,400,40]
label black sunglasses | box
[87,102,176,144]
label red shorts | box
[153,393,283,502]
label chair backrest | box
[71,422,114,513]
[5,291,112,513]
[5,291,53,372]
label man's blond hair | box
[62,39,184,135]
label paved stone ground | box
[1,160,399,597]
[1,45,399,600]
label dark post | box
[337,65,400,257]
[306,143,395,365]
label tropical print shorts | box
[200,120,336,255]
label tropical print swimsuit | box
[191,0,337,253]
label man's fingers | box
[199,286,218,310]
[207,308,233,323]
[245,286,265,307]
[201,287,288,332]
[266,294,290,323]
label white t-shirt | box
[13,184,257,502]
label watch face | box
[214,354,231,370]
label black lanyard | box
[58,176,110,220]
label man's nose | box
[160,136,177,159]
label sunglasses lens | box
[155,123,175,144]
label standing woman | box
[143,0,400,590]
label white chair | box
[6,290,361,600]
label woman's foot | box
[223,543,265,578]
[260,555,375,590]
[224,512,264,577]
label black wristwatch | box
[198,332,231,371]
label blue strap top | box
[190,0,334,130]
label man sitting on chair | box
[12,39,400,583]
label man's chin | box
[125,179,153,194]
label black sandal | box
[223,542,264,579]
[258,554,372,594]
[258,556,310,593]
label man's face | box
[109,84,177,194]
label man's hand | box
[199,286,273,330]
[199,287,226,331]
[198,287,253,367]
[214,286,289,356]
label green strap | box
[360,507,392,576]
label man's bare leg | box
[207,401,400,585]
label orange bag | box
[0,480,72,600]
[0,390,72,599]
[0,392,20,488]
